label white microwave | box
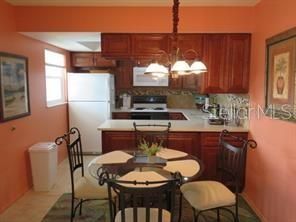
[133,67,169,87]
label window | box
[45,49,66,107]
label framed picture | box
[0,52,30,122]
[265,27,296,121]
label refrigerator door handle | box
[106,101,111,119]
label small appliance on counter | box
[131,95,169,120]
[194,94,207,109]
[201,99,225,125]
[121,93,131,110]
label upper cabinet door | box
[202,34,227,93]
[178,34,204,91]
[131,34,169,57]
[101,34,131,58]
[173,34,204,60]
[225,34,251,93]
[71,52,116,68]
[71,52,95,67]
[115,60,133,90]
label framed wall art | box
[265,27,296,121]
[0,52,30,122]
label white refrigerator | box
[68,73,115,154]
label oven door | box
[131,112,169,120]
[151,112,169,120]
[131,112,152,120]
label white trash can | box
[29,142,58,191]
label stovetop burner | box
[154,107,165,110]
[132,95,168,112]
[131,107,168,112]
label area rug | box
[42,193,260,222]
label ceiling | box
[20,32,101,52]
[7,0,261,7]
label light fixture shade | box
[145,63,169,75]
[171,60,191,75]
[190,61,207,74]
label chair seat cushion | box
[115,208,171,222]
[180,181,235,211]
[74,176,109,199]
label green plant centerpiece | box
[138,139,163,156]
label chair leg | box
[217,208,220,222]
[192,208,196,222]
[71,196,75,222]
[178,193,183,222]
[195,210,202,222]
[235,202,239,222]
[192,208,202,222]
[112,199,117,222]
[79,199,83,216]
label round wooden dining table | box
[88,148,204,185]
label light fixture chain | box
[172,0,179,45]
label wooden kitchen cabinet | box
[115,60,133,90]
[200,34,227,93]
[112,112,131,119]
[172,34,204,60]
[169,75,183,89]
[182,74,198,90]
[200,132,248,191]
[71,52,116,68]
[131,34,169,57]
[71,52,94,67]
[225,34,251,93]
[169,34,203,90]
[168,132,200,157]
[102,131,200,157]
[102,131,135,153]
[169,73,199,90]
[169,112,187,120]
[101,33,251,92]
[200,34,251,93]
[101,34,131,58]
[102,33,169,59]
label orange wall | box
[2,0,296,221]
[15,6,254,33]
[245,0,296,221]
[0,0,68,213]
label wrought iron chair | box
[180,130,257,222]
[104,174,181,222]
[133,122,171,149]
[55,127,111,222]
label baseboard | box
[82,152,100,156]
[241,192,267,222]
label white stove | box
[131,104,168,112]
[131,96,169,119]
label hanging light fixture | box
[145,0,207,78]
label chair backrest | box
[133,122,171,149]
[55,127,84,191]
[218,129,257,192]
[106,177,179,222]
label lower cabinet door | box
[200,146,220,180]
[168,132,200,157]
[102,131,135,153]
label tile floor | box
[0,156,96,222]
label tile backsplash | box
[117,88,250,114]
[117,88,196,108]
[210,94,250,127]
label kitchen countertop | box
[98,108,249,132]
